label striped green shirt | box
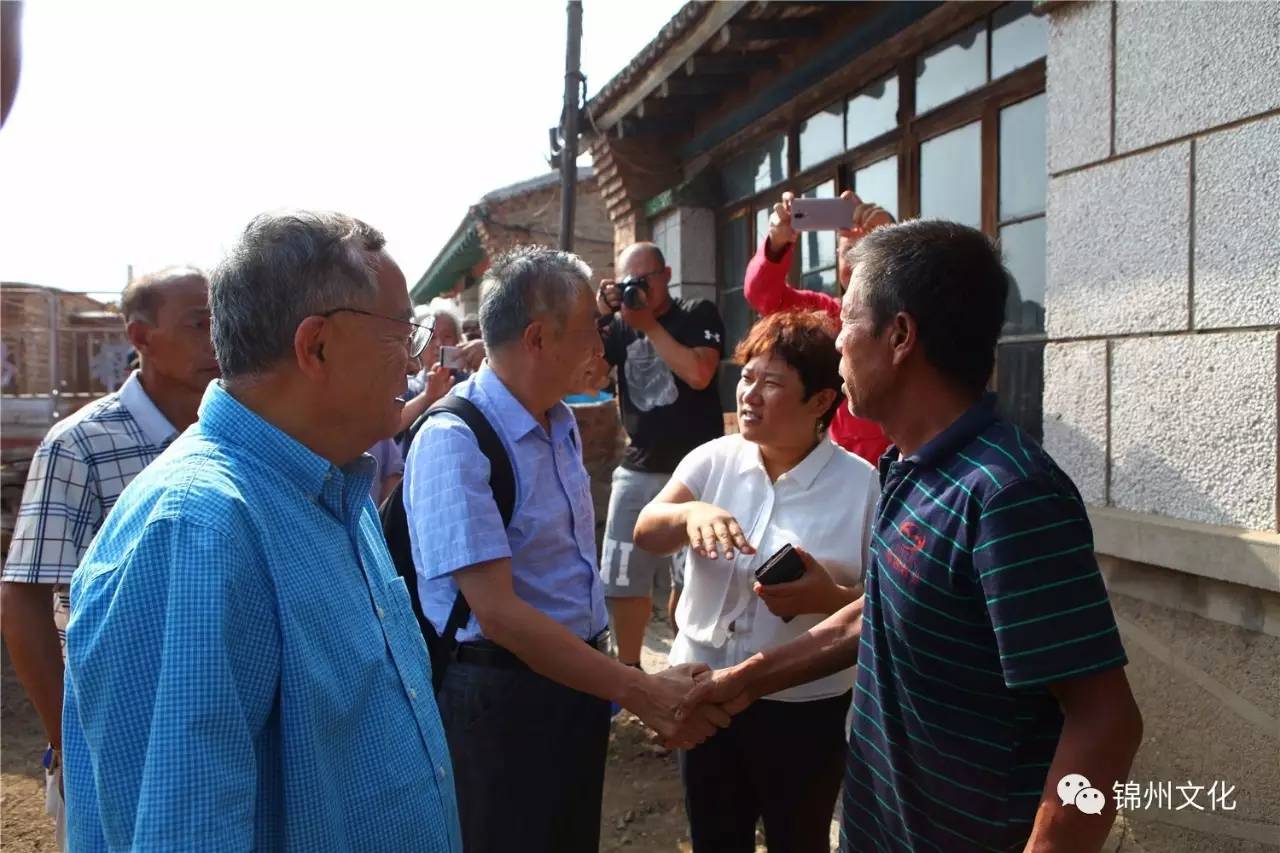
[842,395,1127,852]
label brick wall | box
[477,178,615,283]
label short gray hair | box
[478,245,593,350]
[415,298,463,337]
[121,266,207,324]
[210,210,386,378]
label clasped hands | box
[635,504,844,750]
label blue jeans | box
[437,660,611,853]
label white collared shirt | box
[117,371,181,447]
[668,433,880,702]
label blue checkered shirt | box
[3,371,178,648]
[62,381,462,852]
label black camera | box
[619,275,650,310]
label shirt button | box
[436,765,448,780]
[376,606,385,620]
[408,688,418,701]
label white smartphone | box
[791,197,855,231]
[439,345,467,370]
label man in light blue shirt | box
[404,246,726,853]
[62,211,461,851]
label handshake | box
[626,661,756,751]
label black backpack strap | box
[379,393,515,692]
[427,395,516,664]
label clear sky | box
[0,0,683,298]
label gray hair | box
[414,298,463,337]
[210,210,386,378]
[478,245,593,350]
[121,266,208,324]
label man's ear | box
[889,312,917,367]
[294,315,329,380]
[125,319,151,355]
[521,320,544,355]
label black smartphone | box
[754,543,805,586]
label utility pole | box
[558,0,583,252]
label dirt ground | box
[2,645,58,853]
[1,619,809,853]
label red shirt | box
[742,238,891,465]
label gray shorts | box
[600,467,679,597]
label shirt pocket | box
[383,575,430,659]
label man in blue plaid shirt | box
[61,211,461,851]
[2,266,217,847]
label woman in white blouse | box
[634,309,879,853]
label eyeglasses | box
[317,308,435,359]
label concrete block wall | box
[1043,1,1280,538]
[1044,6,1280,847]
[652,207,718,304]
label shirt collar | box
[117,371,179,447]
[898,393,999,471]
[197,381,373,504]
[472,364,575,443]
[736,433,837,490]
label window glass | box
[801,268,839,295]
[999,94,1047,220]
[915,21,987,114]
[799,103,844,171]
[992,2,1048,80]
[999,217,1046,336]
[755,205,773,249]
[846,74,899,150]
[720,215,749,295]
[853,156,899,220]
[722,134,789,202]
[996,341,1044,442]
[920,121,981,228]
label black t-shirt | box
[602,298,726,474]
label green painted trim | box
[644,190,676,219]
[411,221,484,303]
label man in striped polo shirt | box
[681,220,1143,852]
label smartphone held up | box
[790,197,856,232]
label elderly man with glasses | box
[60,211,461,852]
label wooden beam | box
[658,76,741,98]
[614,116,679,139]
[683,52,778,77]
[595,1,748,130]
[713,18,823,51]
[634,97,701,121]
[688,2,1000,178]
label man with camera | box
[596,242,726,668]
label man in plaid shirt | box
[1,266,218,843]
